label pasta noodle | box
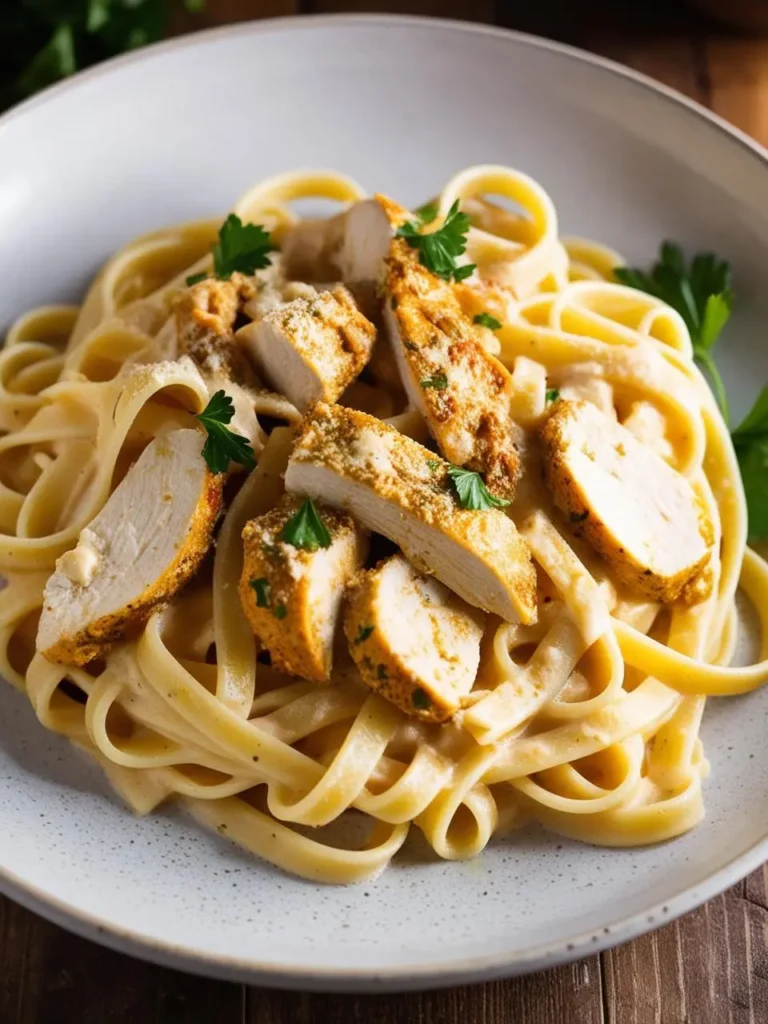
[2,165,767,884]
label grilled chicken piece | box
[237,286,376,412]
[37,429,222,666]
[344,554,485,722]
[383,234,523,501]
[540,399,714,603]
[285,403,537,624]
[239,497,368,681]
[175,274,266,444]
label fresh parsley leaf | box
[473,312,503,330]
[545,388,560,405]
[186,271,208,287]
[212,214,276,280]
[615,243,733,421]
[196,390,256,474]
[447,465,510,511]
[250,578,270,608]
[353,625,374,645]
[420,372,449,390]
[734,441,768,543]
[732,386,768,542]
[396,200,476,282]
[412,688,432,710]
[413,200,438,225]
[279,498,331,552]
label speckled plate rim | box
[1,13,767,993]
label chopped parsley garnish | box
[420,372,449,391]
[615,243,732,420]
[196,390,256,474]
[473,312,502,330]
[211,214,276,281]
[412,688,432,710]
[279,498,331,552]
[396,200,476,282]
[250,578,270,608]
[447,465,510,511]
[186,271,208,287]
[377,664,389,681]
[273,603,287,620]
[545,388,561,405]
[354,625,374,645]
[426,459,440,472]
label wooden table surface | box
[3,3,768,1022]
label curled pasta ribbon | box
[439,164,569,297]
[234,168,366,231]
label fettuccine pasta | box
[0,164,766,884]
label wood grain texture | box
[1,4,766,1024]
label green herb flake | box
[413,200,439,225]
[447,465,510,511]
[279,498,332,552]
[545,388,561,405]
[212,214,277,281]
[569,510,589,523]
[396,200,476,283]
[473,312,503,330]
[420,372,449,391]
[412,688,432,710]
[196,389,256,474]
[250,578,270,608]
[354,625,374,645]
[377,664,389,681]
[426,459,440,472]
[186,271,208,287]
[273,604,287,620]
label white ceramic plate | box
[1,14,767,993]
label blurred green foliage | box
[0,1,204,110]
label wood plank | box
[246,958,604,1023]
[705,38,768,147]
[0,896,244,1024]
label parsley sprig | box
[280,498,331,552]
[396,200,475,283]
[196,390,255,474]
[615,243,732,420]
[212,214,276,280]
[447,465,510,511]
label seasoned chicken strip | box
[303,194,523,499]
[237,286,376,412]
[240,497,368,681]
[344,555,485,722]
[540,399,714,603]
[285,403,537,624]
[383,234,523,501]
[38,429,222,666]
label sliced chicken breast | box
[539,399,714,603]
[237,286,376,412]
[344,554,485,722]
[285,403,537,624]
[383,236,523,501]
[239,497,368,681]
[38,428,222,666]
[241,253,319,321]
